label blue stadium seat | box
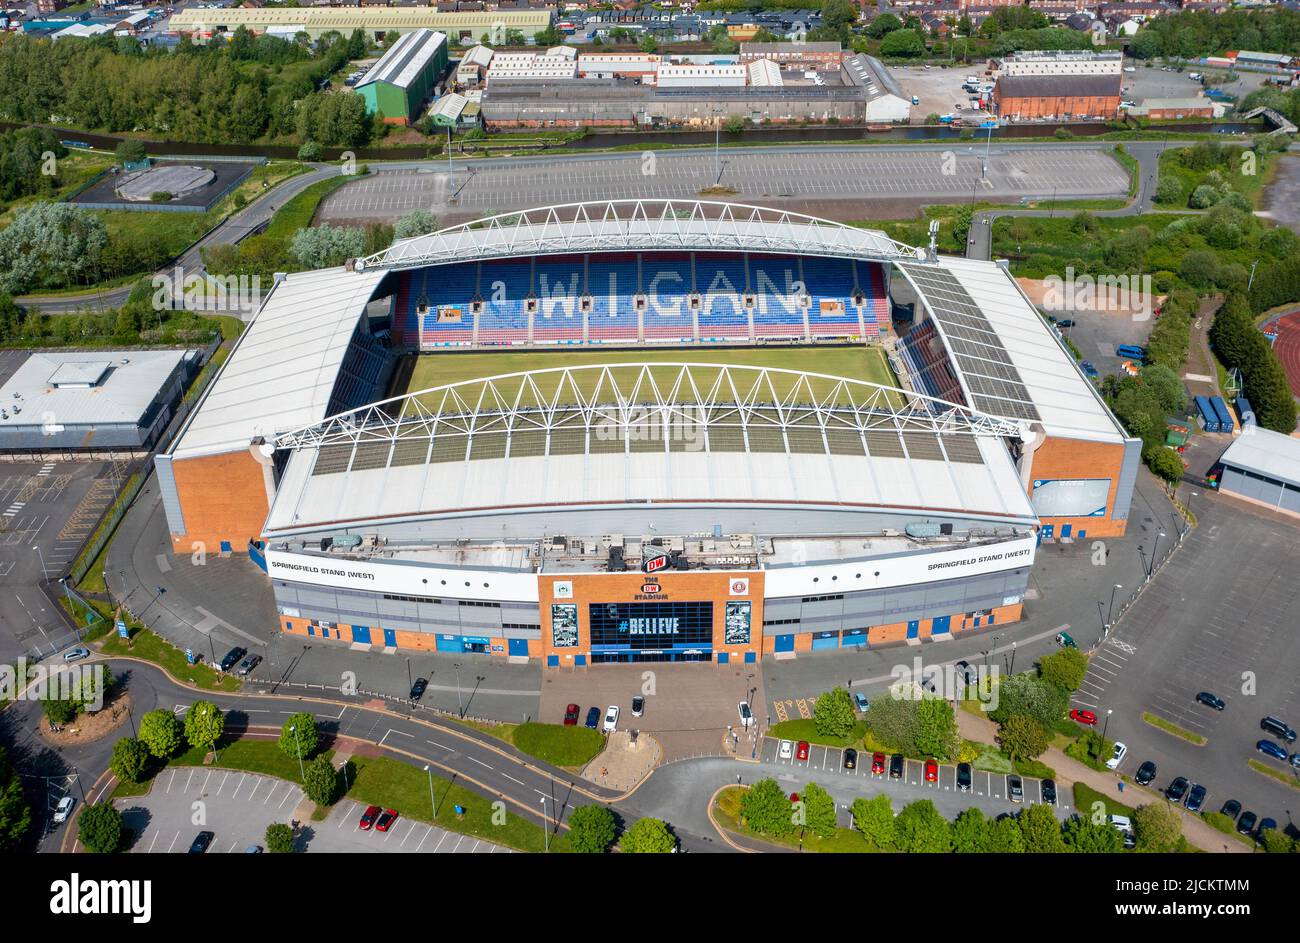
[749,255,807,340]
[696,254,750,341]
[803,257,860,338]
[586,253,641,342]
[477,261,532,345]
[533,257,585,343]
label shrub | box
[568,804,617,853]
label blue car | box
[1257,739,1289,761]
[1080,361,1099,379]
[1185,783,1206,813]
[584,707,600,729]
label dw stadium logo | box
[641,580,661,594]
[642,551,669,575]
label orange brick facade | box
[169,451,269,554]
[994,92,1120,121]
[1029,434,1129,538]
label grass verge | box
[1246,759,1300,791]
[509,723,605,767]
[1142,711,1208,745]
[1072,781,1134,819]
[713,785,879,853]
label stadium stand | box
[750,254,810,339]
[533,257,585,343]
[477,259,532,345]
[587,253,642,342]
[897,319,966,408]
[804,257,862,338]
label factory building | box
[355,29,449,125]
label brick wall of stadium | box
[1030,434,1129,538]
[168,451,269,553]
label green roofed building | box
[356,29,449,125]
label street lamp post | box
[453,662,463,717]
[1147,532,1166,580]
[1009,640,1017,676]
[1107,583,1122,631]
[32,545,48,582]
[424,764,436,818]
[540,796,549,852]
[1101,708,1112,748]
[290,724,304,781]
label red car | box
[375,809,399,833]
[789,792,800,804]
[871,752,886,774]
[358,805,382,830]
[563,703,580,726]
[795,741,810,761]
[924,759,938,783]
[1070,709,1098,726]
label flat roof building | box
[168,7,552,42]
[1214,427,1300,518]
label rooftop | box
[0,349,188,429]
[997,74,1122,98]
[1218,427,1300,489]
[356,28,446,91]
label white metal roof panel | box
[1218,427,1300,489]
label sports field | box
[391,345,901,407]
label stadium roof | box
[1218,427,1300,489]
[0,350,188,429]
[263,364,1035,534]
[356,29,446,92]
[358,200,924,271]
[169,267,385,460]
[894,257,1128,442]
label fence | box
[68,470,146,587]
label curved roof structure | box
[357,199,924,272]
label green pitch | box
[393,345,901,407]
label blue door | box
[1040,524,1054,541]
[906,620,920,639]
[717,651,730,664]
[350,625,371,644]
[1060,524,1072,539]
[811,633,839,651]
[575,654,587,667]
[436,635,464,653]
[383,628,397,648]
[306,624,315,637]
[1076,530,1086,540]
[547,654,559,667]
[932,615,951,635]
[744,651,756,663]
[508,638,528,656]
[774,634,795,653]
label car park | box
[1236,811,1258,835]
[796,741,810,761]
[1219,799,1241,821]
[63,647,90,662]
[52,796,74,824]
[1256,739,1289,761]
[375,809,398,833]
[1069,709,1097,726]
[778,740,793,760]
[1135,760,1157,785]
[924,759,938,783]
[1185,783,1206,813]
[603,705,620,732]
[1106,741,1127,770]
[563,703,580,725]
[871,752,886,774]
[737,701,753,728]
[1041,779,1057,805]
[237,654,262,677]
[956,762,971,792]
[889,754,904,779]
[843,748,857,770]
[584,707,600,729]
[1260,716,1297,743]
[359,805,382,830]
[188,831,214,854]
[631,695,644,717]
[1008,775,1023,802]
[219,647,246,672]
[409,677,427,701]
[1196,692,1226,711]
[853,692,870,712]
[1165,776,1189,803]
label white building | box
[841,54,911,123]
[655,62,747,89]
[998,50,1124,76]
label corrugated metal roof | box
[1219,428,1300,489]
[169,267,384,460]
[356,29,446,91]
[0,350,187,427]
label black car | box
[1219,799,1241,821]
[1057,318,1076,328]
[219,647,246,672]
[188,831,214,854]
[1260,715,1297,743]
[1008,775,1023,803]
[956,762,972,792]
[1195,692,1226,711]
[1041,778,1057,806]
[631,695,645,717]
[1185,783,1206,813]
[409,677,428,701]
[1135,760,1157,786]
[843,748,857,771]
[955,660,976,686]
[584,706,600,729]
[236,654,261,677]
[1165,776,1190,803]
[1236,811,1258,836]
[889,753,904,779]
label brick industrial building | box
[993,74,1123,121]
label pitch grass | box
[396,344,902,407]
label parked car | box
[1057,318,1076,328]
[244,845,263,853]
[955,660,976,686]
[1256,739,1289,761]
[358,805,382,830]
[1080,361,1099,379]
[603,705,619,732]
[52,796,74,824]
[584,707,600,729]
[1256,817,1278,841]
[1069,708,1098,726]
[796,741,810,761]
[871,752,886,775]
[737,701,753,728]
[1185,783,1206,813]
[1260,716,1297,743]
[1041,779,1057,806]
[219,647,246,672]
[1196,691,1226,711]
[778,739,793,760]
[1165,776,1190,803]
[1219,799,1241,821]
[237,654,262,677]
[1008,775,1023,802]
[956,762,972,792]
[843,748,857,770]
[63,647,90,662]
[1106,741,1128,770]
[924,759,938,783]
[188,831,214,854]
[853,692,870,712]
[1236,810,1258,835]
[563,703,580,726]
[408,677,427,701]
[631,695,644,717]
[1135,760,1157,785]
[375,809,398,833]
[889,754,904,779]
[1290,753,1300,770]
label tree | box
[393,209,439,241]
[867,13,903,38]
[801,782,837,839]
[78,802,123,853]
[302,754,338,806]
[639,34,658,54]
[951,807,988,853]
[620,817,676,853]
[1037,646,1089,693]
[850,795,895,849]
[893,799,951,852]
[813,686,856,739]
[952,205,974,247]
[1146,447,1185,485]
[739,778,794,837]
[985,814,1026,852]
[1133,802,1182,852]
[0,202,109,295]
[915,698,959,760]
[0,746,32,853]
[1189,184,1222,208]
[290,224,368,269]
[879,29,926,57]
[184,700,225,754]
[115,139,146,165]
[998,713,1049,763]
[863,695,922,756]
[567,804,617,853]
[1018,802,1066,853]
[297,140,322,161]
[110,738,150,785]
[987,675,1069,730]
[279,712,319,760]
[265,822,295,853]
[1155,176,1183,204]
[723,115,746,134]
[138,709,184,759]
[42,697,77,726]
[1062,814,1123,852]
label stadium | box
[156,200,1140,666]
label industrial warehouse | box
[156,199,1138,666]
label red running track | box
[1275,309,1300,399]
